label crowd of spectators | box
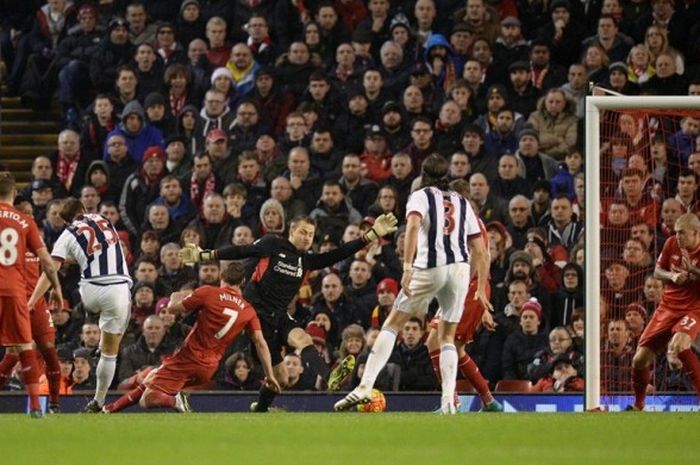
[2,0,699,395]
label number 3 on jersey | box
[443,200,456,235]
[0,227,19,266]
[215,308,239,339]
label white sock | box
[360,327,397,389]
[94,353,117,406]
[440,343,458,404]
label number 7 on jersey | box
[215,308,239,339]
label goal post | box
[584,96,700,410]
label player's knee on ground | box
[632,346,654,369]
[287,327,312,349]
[668,332,692,354]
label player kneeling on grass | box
[631,213,700,410]
[104,262,280,413]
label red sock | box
[632,367,650,410]
[105,384,145,413]
[18,350,41,411]
[0,353,19,388]
[458,355,494,405]
[429,349,442,384]
[678,349,700,401]
[143,389,176,409]
[40,347,61,405]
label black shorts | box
[257,312,301,366]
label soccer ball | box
[357,389,386,413]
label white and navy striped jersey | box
[51,214,132,285]
[405,187,481,269]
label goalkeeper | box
[180,214,398,412]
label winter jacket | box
[309,198,363,242]
[526,98,578,161]
[390,343,438,391]
[104,101,165,163]
[551,263,584,327]
[89,36,135,92]
[501,330,548,380]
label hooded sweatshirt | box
[551,263,584,327]
[104,101,164,162]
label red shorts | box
[30,299,55,346]
[430,280,492,344]
[637,306,700,353]
[146,351,216,396]
[0,295,32,345]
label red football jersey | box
[0,204,45,297]
[180,285,261,365]
[656,236,700,312]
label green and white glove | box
[179,243,215,265]
[365,213,399,242]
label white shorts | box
[79,281,132,335]
[395,262,470,323]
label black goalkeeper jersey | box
[215,235,368,319]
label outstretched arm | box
[305,213,398,270]
[180,242,265,264]
[304,237,369,270]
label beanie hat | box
[155,297,170,314]
[211,67,234,85]
[626,303,647,320]
[144,92,166,109]
[73,348,94,367]
[142,146,165,162]
[520,297,542,320]
[180,0,200,14]
[519,128,540,142]
[376,278,399,296]
[132,280,156,296]
[306,322,327,346]
[550,352,576,373]
[486,220,508,240]
[108,17,129,33]
[510,250,534,268]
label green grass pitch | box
[2,412,698,465]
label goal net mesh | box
[597,107,698,400]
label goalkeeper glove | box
[179,243,215,264]
[364,213,398,242]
